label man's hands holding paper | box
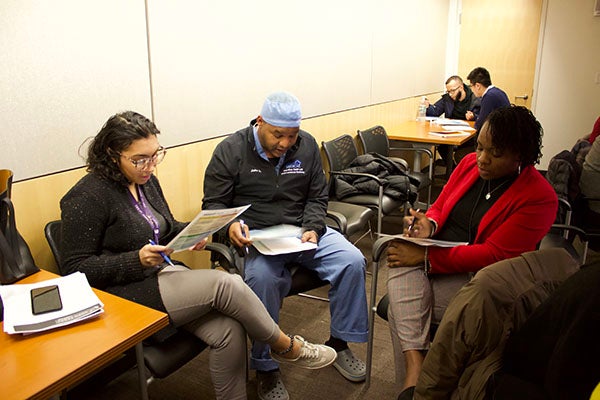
[229,221,251,249]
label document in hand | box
[249,224,318,255]
[166,205,251,252]
[380,233,467,247]
[0,272,104,335]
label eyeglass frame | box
[446,85,462,94]
[120,146,167,170]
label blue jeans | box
[243,227,368,371]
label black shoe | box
[397,386,415,400]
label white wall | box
[534,0,600,169]
[0,0,449,181]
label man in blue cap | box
[203,91,368,400]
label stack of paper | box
[249,224,318,255]
[0,272,104,335]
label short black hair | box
[86,111,160,186]
[484,105,543,166]
[467,67,492,87]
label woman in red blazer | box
[386,105,558,400]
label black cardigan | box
[60,173,186,317]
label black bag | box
[0,169,39,284]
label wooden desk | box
[0,270,169,400]
[387,120,477,178]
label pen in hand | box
[149,239,175,269]
[239,219,249,255]
[407,209,421,234]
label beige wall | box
[533,0,600,169]
[12,95,436,274]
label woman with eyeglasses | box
[60,111,336,400]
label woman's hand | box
[386,240,426,268]
[139,243,172,268]
[403,208,433,238]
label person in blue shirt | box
[453,67,511,164]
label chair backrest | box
[357,125,390,157]
[322,134,360,172]
[0,169,13,197]
[44,220,64,274]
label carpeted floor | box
[67,231,403,400]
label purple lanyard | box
[129,185,160,243]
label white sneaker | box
[271,335,337,369]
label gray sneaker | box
[257,370,289,400]
[271,335,337,369]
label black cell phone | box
[30,285,63,315]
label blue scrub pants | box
[243,227,368,371]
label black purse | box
[0,169,39,284]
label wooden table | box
[386,119,477,178]
[0,270,169,400]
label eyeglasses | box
[121,147,167,170]
[446,86,461,94]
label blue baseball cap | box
[260,91,302,128]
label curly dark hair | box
[86,111,160,186]
[484,105,543,166]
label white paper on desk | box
[0,272,104,335]
[380,233,467,247]
[166,205,251,252]
[427,131,474,138]
[249,224,318,255]
[434,118,471,126]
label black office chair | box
[357,125,433,209]
[44,220,212,393]
[322,134,415,237]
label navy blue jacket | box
[203,121,329,237]
[475,86,510,131]
[426,85,480,120]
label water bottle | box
[416,96,427,121]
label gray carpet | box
[67,231,402,400]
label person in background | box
[384,106,557,400]
[203,92,368,400]
[586,115,600,144]
[580,127,600,213]
[425,75,480,121]
[60,111,336,400]
[424,75,481,167]
[453,67,511,164]
[466,67,511,132]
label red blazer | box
[427,153,557,274]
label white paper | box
[0,272,104,335]
[249,224,318,255]
[434,118,471,126]
[380,233,467,247]
[166,205,251,252]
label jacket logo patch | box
[250,168,262,173]
[281,159,305,175]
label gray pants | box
[158,266,280,400]
[387,265,471,384]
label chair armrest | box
[329,170,386,186]
[205,242,239,274]
[372,236,398,262]
[326,209,348,235]
[549,224,588,242]
[390,146,434,160]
